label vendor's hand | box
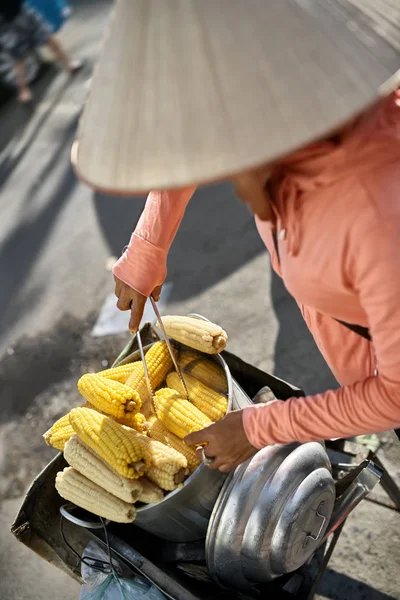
[185,410,257,472]
[114,276,162,333]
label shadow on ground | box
[0,124,80,340]
[0,62,63,186]
[94,182,266,302]
[318,569,398,600]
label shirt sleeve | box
[112,186,196,296]
[243,188,400,447]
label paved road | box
[0,2,399,599]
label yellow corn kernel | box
[78,373,141,419]
[146,466,185,491]
[125,341,173,415]
[138,478,164,504]
[97,361,142,383]
[154,388,212,439]
[56,467,136,523]
[64,435,143,503]
[160,316,227,354]
[43,413,75,451]
[139,435,187,474]
[119,411,147,432]
[179,349,227,393]
[147,417,200,473]
[85,402,147,433]
[69,407,149,479]
[167,372,227,422]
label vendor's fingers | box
[151,285,163,302]
[218,464,233,473]
[116,289,132,311]
[129,293,147,334]
[185,426,213,447]
[114,277,122,298]
[204,455,226,471]
[195,446,215,462]
[196,447,203,462]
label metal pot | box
[206,442,335,589]
[205,448,382,591]
[117,341,235,542]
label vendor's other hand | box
[114,277,162,333]
[185,410,257,472]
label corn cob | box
[85,402,147,433]
[147,417,200,472]
[160,316,227,354]
[78,373,141,419]
[138,478,164,504]
[146,466,186,491]
[167,372,227,422]
[179,349,227,393]
[118,411,147,432]
[43,413,75,451]
[69,407,149,479]
[97,361,141,383]
[154,388,212,439]
[64,435,143,503]
[139,435,187,474]
[56,467,136,523]
[125,341,173,415]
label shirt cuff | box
[112,233,167,297]
[242,401,297,449]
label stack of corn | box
[49,406,188,522]
[43,317,230,523]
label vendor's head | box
[72,0,400,221]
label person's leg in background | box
[11,4,82,102]
[14,57,33,103]
[46,35,82,75]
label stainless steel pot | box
[115,340,235,542]
[205,449,382,591]
[206,441,335,589]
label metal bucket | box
[115,340,236,542]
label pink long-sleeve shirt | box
[113,92,400,448]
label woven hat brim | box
[73,0,400,194]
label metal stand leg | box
[367,450,400,510]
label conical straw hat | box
[73,0,400,194]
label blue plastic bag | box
[80,575,167,600]
[79,542,167,600]
[26,0,72,33]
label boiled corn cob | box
[146,466,185,491]
[69,407,149,479]
[160,316,227,354]
[118,411,147,432]
[139,435,187,474]
[43,412,75,451]
[56,467,136,523]
[78,373,141,419]
[154,388,212,439]
[64,435,143,503]
[179,349,227,393]
[138,478,164,504]
[147,417,200,472]
[167,372,227,422]
[85,402,147,433]
[97,361,141,384]
[125,341,173,415]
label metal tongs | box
[136,298,190,412]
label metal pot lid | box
[205,443,298,590]
[241,442,335,583]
